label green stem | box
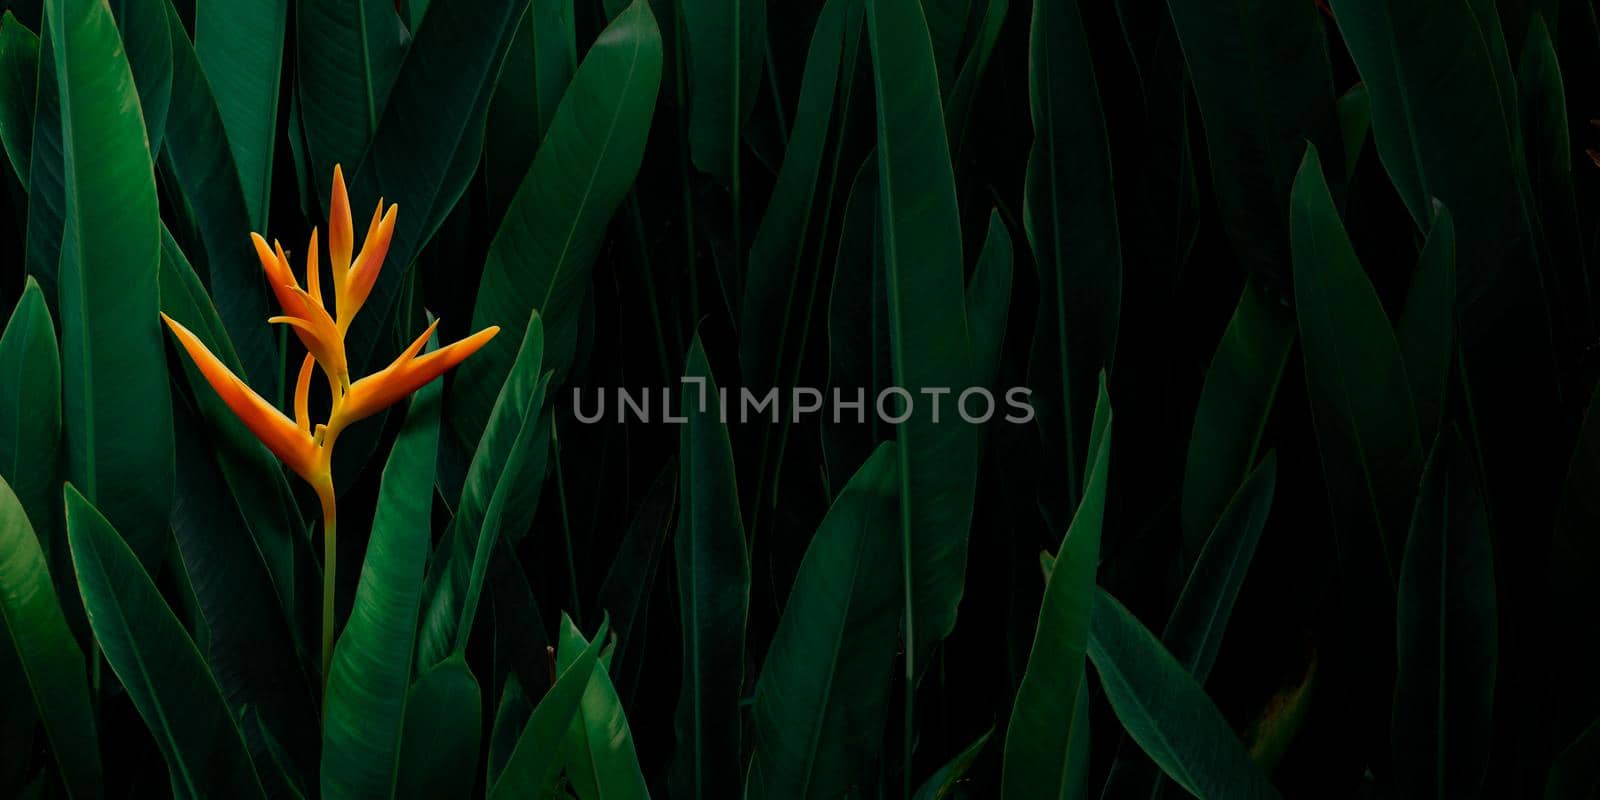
[318,482,338,702]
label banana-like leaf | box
[0,278,59,553]
[395,654,481,800]
[1022,0,1119,514]
[678,0,765,180]
[670,336,750,799]
[557,614,649,800]
[47,0,174,571]
[748,443,901,799]
[1396,204,1456,446]
[0,476,98,799]
[194,0,286,227]
[489,615,609,799]
[821,159,889,484]
[1291,144,1422,574]
[967,209,1013,390]
[295,0,404,189]
[453,0,663,444]
[64,485,266,799]
[323,382,442,799]
[483,0,577,220]
[109,0,172,157]
[1002,379,1111,799]
[1180,279,1293,560]
[1392,429,1497,800]
[0,12,38,180]
[1088,589,1281,800]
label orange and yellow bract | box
[160,166,498,689]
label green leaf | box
[395,654,482,800]
[942,0,1006,147]
[1022,0,1119,511]
[488,616,609,799]
[821,159,890,483]
[1002,379,1111,800]
[1396,204,1456,445]
[1165,0,1336,282]
[923,0,969,90]
[1336,83,1371,180]
[195,0,286,227]
[64,484,266,799]
[323,382,442,800]
[47,0,174,570]
[670,336,750,799]
[483,1,577,220]
[294,0,404,188]
[0,279,60,554]
[739,0,853,390]
[23,26,63,306]
[418,315,549,669]
[556,614,650,800]
[0,12,39,181]
[967,209,1013,390]
[678,0,765,180]
[1551,383,1600,745]
[1180,279,1293,559]
[1392,429,1497,800]
[1088,588,1281,800]
[452,0,663,445]
[865,0,981,673]
[0,476,99,799]
[914,727,992,800]
[595,460,678,705]
[748,443,902,800]
[110,0,172,156]
[1291,144,1423,574]
[160,5,281,392]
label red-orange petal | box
[329,165,354,288]
[335,325,500,426]
[343,203,396,328]
[161,313,321,482]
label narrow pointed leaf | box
[557,615,650,800]
[0,279,60,551]
[488,617,609,799]
[1396,205,1456,445]
[0,13,39,181]
[967,209,1013,390]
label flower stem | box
[317,481,338,701]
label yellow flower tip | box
[329,165,354,281]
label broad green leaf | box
[159,227,304,640]
[967,209,1013,390]
[0,279,59,552]
[821,159,890,484]
[0,476,98,799]
[295,0,404,189]
[1180,279,1293,559]
[679,0,765,180]
[1022,0,1119,511]
[1392,429,1497,800]
[1291,144,1422,574]
[195,0,286,227]
[595,460,677,705]
[1002,380,1111,800]
[323,382,442,799]
[168,389,317,794]
[417,315,549,669]
[47,0,174,570]
[488,616,609,799]
[748,443,901,800]
[483,1,577,221]
[109,0,172,156]
[670,336,750,799]
[739,0,853,390]
[866,0,981,673]
[1396,205,1456,445]
[0,13,38,181]
[395,654,482,800]
[914,728,992,800]
[453,0,663,445]
[557,615,649,800]
[1088,589,1281,800]
[340,0,534,377]
[64,485,266,799]
[160,5,280,392]
[1165,0,1336,282]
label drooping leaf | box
[748,443,901,800]
[64,485,266,799]
[1002,379,1111,799]
[452,0,663,445]
[1022,0,1120,512]
[488,616,609,799]
[47,0,174,570]
[195,0,286,227]
[0,476,98,799]
[1088,589,1282,800]
[670,336,750,800]
[1180,279,1293,559]
[323,382,442,799]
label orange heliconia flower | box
[162,164,498,493]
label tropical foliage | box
[0,0,1596,796]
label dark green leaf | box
[1397,204,1456,445]
[109,0,172,156]
[0,278,59,552]
[967,209,1012,390]
[295,0,404,188]
[488,616,609,799]
[596,460,677,705]
[556,614,649,800]
[914,728,992,800]
[395,654,482,800]
[195,0,286,227]
[679,0,765,180]
[0,12,39,181]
